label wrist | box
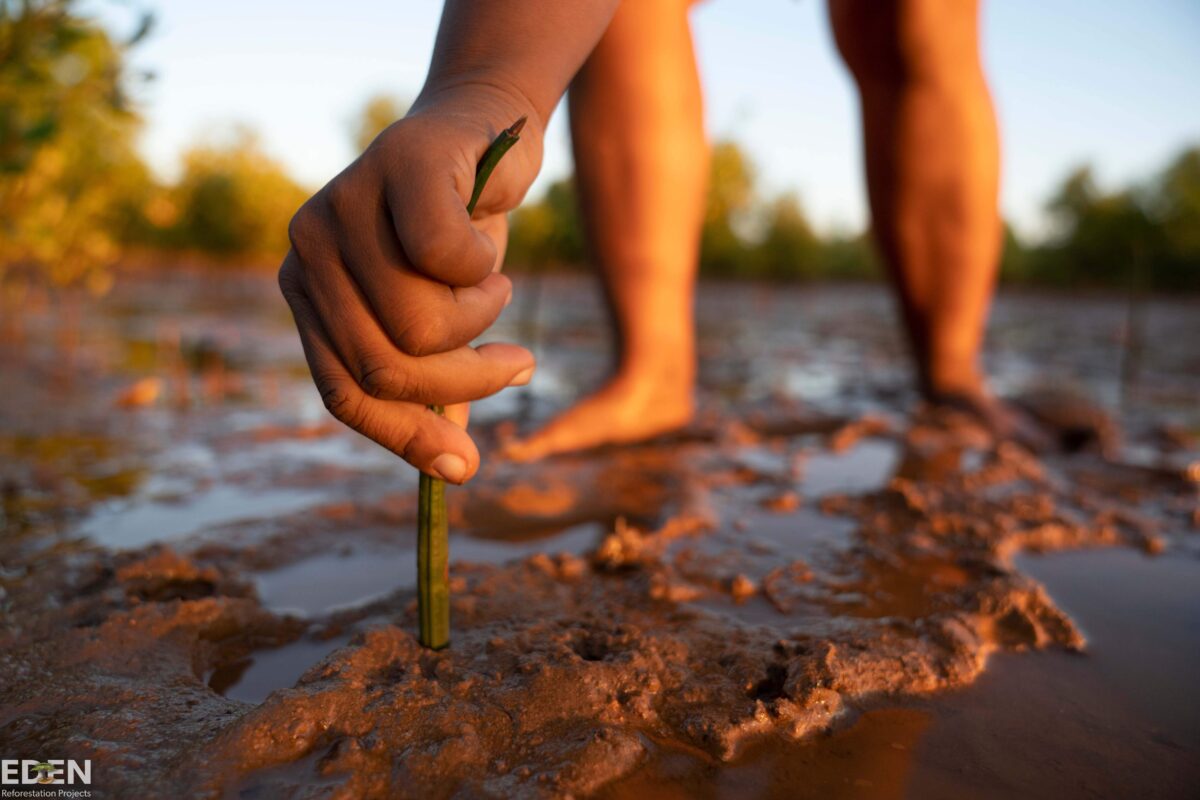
[412,78,546,153]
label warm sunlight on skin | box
[281,0,1041,470]
[509,0,1021,461]
[502,0,706,461]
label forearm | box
[416,0,620,130]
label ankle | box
[920,361,985,403]
[614,358,694,398]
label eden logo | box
[1,759,92,785]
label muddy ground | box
[1,272,1198,798]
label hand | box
[278,87,541,484]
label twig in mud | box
[418,116,526,650]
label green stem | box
[417,450,449,648]
[417,116,526,650]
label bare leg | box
[830,0,1001,404]
[505,0,706,461]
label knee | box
[829,0,982,88]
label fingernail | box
[508,366,534,386]
[429,453,468,483]
[503,289,513,308]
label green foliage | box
[0,0,151,292]
[1150,148,1200,289]
[506,177,585,267]
[813,230,878,281]
[506,138,1198,291]
[699,141,757,276]
[0,0,310,284]
[1019,149,1200,291]
[506,140,879,282]
[159,129,309,262]
[751,193,821,280]
[351,93,407,154]
[996,222,1034,283]
[1,4,1193,296]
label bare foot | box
[928,389,1055,452]
[502,373,694,462]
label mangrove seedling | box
[418,116,526,650]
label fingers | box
[279,264,483,482]
[387,159,498,287]
[476,213,510,270]
[331,204,513,356]
[444,403,470,429]
[286,249,533,404]
[355,340,533,407]
[385,342,533,405]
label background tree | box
[991,153,1200,291]
[163,128,308,262]
[752,192,821,280]
[1152,147,1200,290]
[0,0,153,293]
[699,140,756,276]
[351,93,407,154]
[506,177,585,267]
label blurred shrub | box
[508,138,1199,291]
[506,177,585,267]
[158,129,308,262]
[351,93,407,154]
[812,230,878,280]
[699,140,757,276]
[1157,150,1200,252]
[1012,148,1200,291]
[0,0,152,293]
[751,193,821,280]
[507,139,879,281]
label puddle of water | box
[782,364,843,402]
[1013,548,1200,745]
[801,439,900,497]
[600,707,932,800]
[256,522,603,617]
[906,548,1200,799]
[742,507,858,556]
[220,432,403,475]
[453,520,602,564]
[81,482,326,549]
[821,553,973,621]
[257,549,413,617]
[607,547,1200,799]
[208,633,353,705]
[673,508,858,630]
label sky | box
[96,0,1200,238]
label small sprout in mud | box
[417,117,526,650]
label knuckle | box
[287,200,323,256]
[489,368,513,395]
[404,226,459,279]
[325,176,358,221]
[390,310,450,357]
[396,416,429,464]
[359,357,408,399]
[318,379,362,426]
[277,260,300,299]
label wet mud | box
[1,272,1198,798]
